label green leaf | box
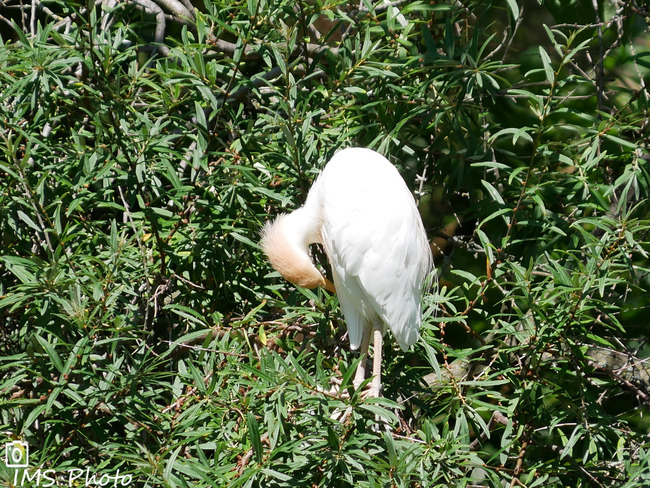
[539,45,555,83]
[481,180,505,205]
[17,210,42,234]
[359,398,400,424]
[247,413,263,464]
[35,335,64,373]
[490,127,534,145]
[0,256,37,284]
[506,0,519,23]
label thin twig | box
[500,5,524,63]
[591,0,604,112]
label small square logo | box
[5,440,29,468]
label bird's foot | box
[318,376,349,398]
[354,375,382,399]
[316,377,353,422]
[362,387,381,399]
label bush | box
[1,0,649,486]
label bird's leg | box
[367,325,383,398]
[353,327,372,391]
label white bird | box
[261,147,433,397]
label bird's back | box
[312,148,432,351]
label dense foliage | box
[1,0,649,486]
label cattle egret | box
[261,147,433,397]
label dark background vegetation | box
[1,0,649,486]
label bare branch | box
[176,0,194,16]
[131,0,166,55]
[155,0,194,22]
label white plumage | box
[261,147,433,396]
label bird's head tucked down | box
[261,212,336,293]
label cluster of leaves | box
[1,0,649,486]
